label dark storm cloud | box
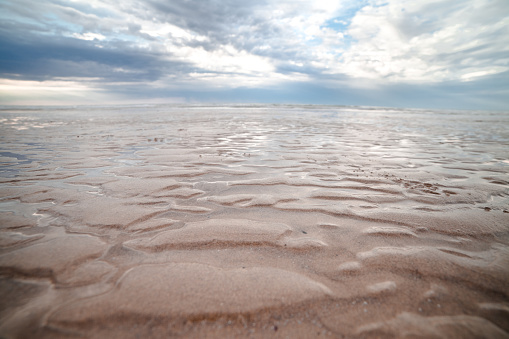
[0,33,191,82]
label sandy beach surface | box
[0,104,508,338]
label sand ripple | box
[124,218,293,250]
[49,263,332,326]
[0,105,508,338]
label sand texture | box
[0,104,508,338]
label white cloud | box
[335,0,509,82]
[461,67,509,81]
[169,44,275,75]
[72,32,106,41]
[139,21,193,40]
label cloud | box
[0,0,507,108]
[0,33,186,82]
[338,0,509,82]
[0,0,351,80]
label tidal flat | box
[0,104,508,338]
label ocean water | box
[0,104,508,338]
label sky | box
[0,0,508,109]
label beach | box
[0,104,508,338]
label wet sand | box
[0,104,508,338]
